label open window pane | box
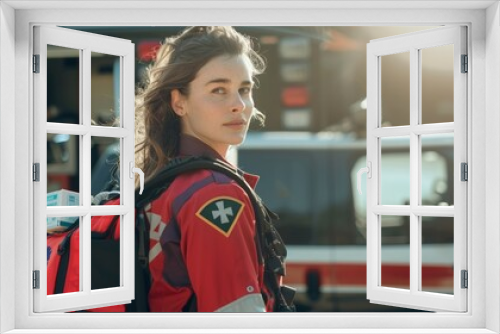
[91,137,120,202]
[421,45,454,124]
[421,133,454,206]
[381,52,410,127]
[91,52,121,127]
[91,215,121,290]
[47,134,80,204]
[421,216,454,294]
[381,215,410,290]
[47,45,80,125]
[381,137,410,205]
[47,217,80,295]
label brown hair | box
[135,26,266,185]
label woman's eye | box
[212,87,226,94]
[240,87,252,95]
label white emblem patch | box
[212,200,234,224]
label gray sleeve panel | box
[214,293,266,312]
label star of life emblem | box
[197,196,245,237]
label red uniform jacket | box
[144,136,272,312]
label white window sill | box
[3,329,498,334]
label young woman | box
[134,26,291,312]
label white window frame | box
[32,25,136,313]
[1,1,499,333]
[366,26,467,312]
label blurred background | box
[46,26,455,312]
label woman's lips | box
[224,120,247,127]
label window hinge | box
[461,54,468,73]
[33,163,40,182]
[461,270,468,289]
[33,54,40,73]
[33,270,40,289]
[461,162,468,181]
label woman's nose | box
[231,93,246,113]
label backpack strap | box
[124,207,151,312]
[53,228,78,294]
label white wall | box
[486,2,500,333]
[0,2,16,334]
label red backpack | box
[46,157,295,312]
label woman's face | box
[172,54,255,157]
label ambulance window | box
[238,150,317,245]
[317,150,361,245]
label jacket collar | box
[178,134,224,160]
[178,134,259,188]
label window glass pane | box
[91,52,120,127]
[381,52,410,127]
[421,216,454,294]
[47,45,80,124]
[381,137,410,205]
[47,134,80,205]
[47,216,80,295]
[91,137,120,204]
[381,215,410,290]
[421,45,454,124]
[91,215,121,290]
[421,133,454,206]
